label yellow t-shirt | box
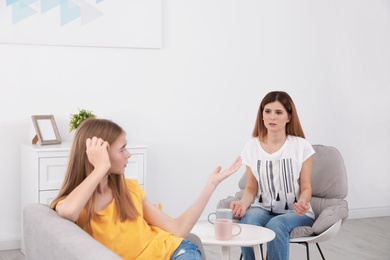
[76,179,183,259]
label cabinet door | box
[39,157,68,190]
[39,190,60,205]
[125,154,144,185]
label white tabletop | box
[191,223,275,260]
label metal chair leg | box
[300,242,310,260]
[316,243,325,260]
[306,242,310,260]
[239,244,264,260]
[296,242,326,260]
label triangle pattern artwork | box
[5,0,105,26]
[0,0,162,48]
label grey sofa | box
[23,203,206,260]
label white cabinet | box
[20,142,147,253]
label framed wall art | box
[0,0,162,48]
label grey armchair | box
[216,144,349,260]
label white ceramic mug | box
[214,219,242,240]
[208,208,233,224]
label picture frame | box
[31,115,62,145]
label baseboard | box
[348,206,390,219]
[0,239,20,251]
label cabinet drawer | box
[125,154,144,184]
[39,190,60,205]
[39,157,68,190]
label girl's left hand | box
[294,200,310,216]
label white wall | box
[1,0,389,249]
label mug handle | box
[208,213,216,224]
[232,224,242,237]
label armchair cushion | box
[311,205,348,235]
[289,205,348,238]
[311,145,347,200]
[290,225,314,238]
[217,196,239,210]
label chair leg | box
[239,244,264,260]
[302,242,310,260]
[316,243,325,260]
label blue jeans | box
[171,239,202,260]
[240,207,314,260]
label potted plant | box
[69,108,96,132]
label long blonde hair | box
[252,91,306,139]
[50,118,139,233]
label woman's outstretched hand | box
[208,156,242,188]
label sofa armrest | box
[185,233,206,260]
[24,204,121,260]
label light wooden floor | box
[0,217,389,260]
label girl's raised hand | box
[86,137,111,172]
[208,156,242,187]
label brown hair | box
[50,118,139,233]
[252,91,305,139]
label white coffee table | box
[191,222,275,260]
